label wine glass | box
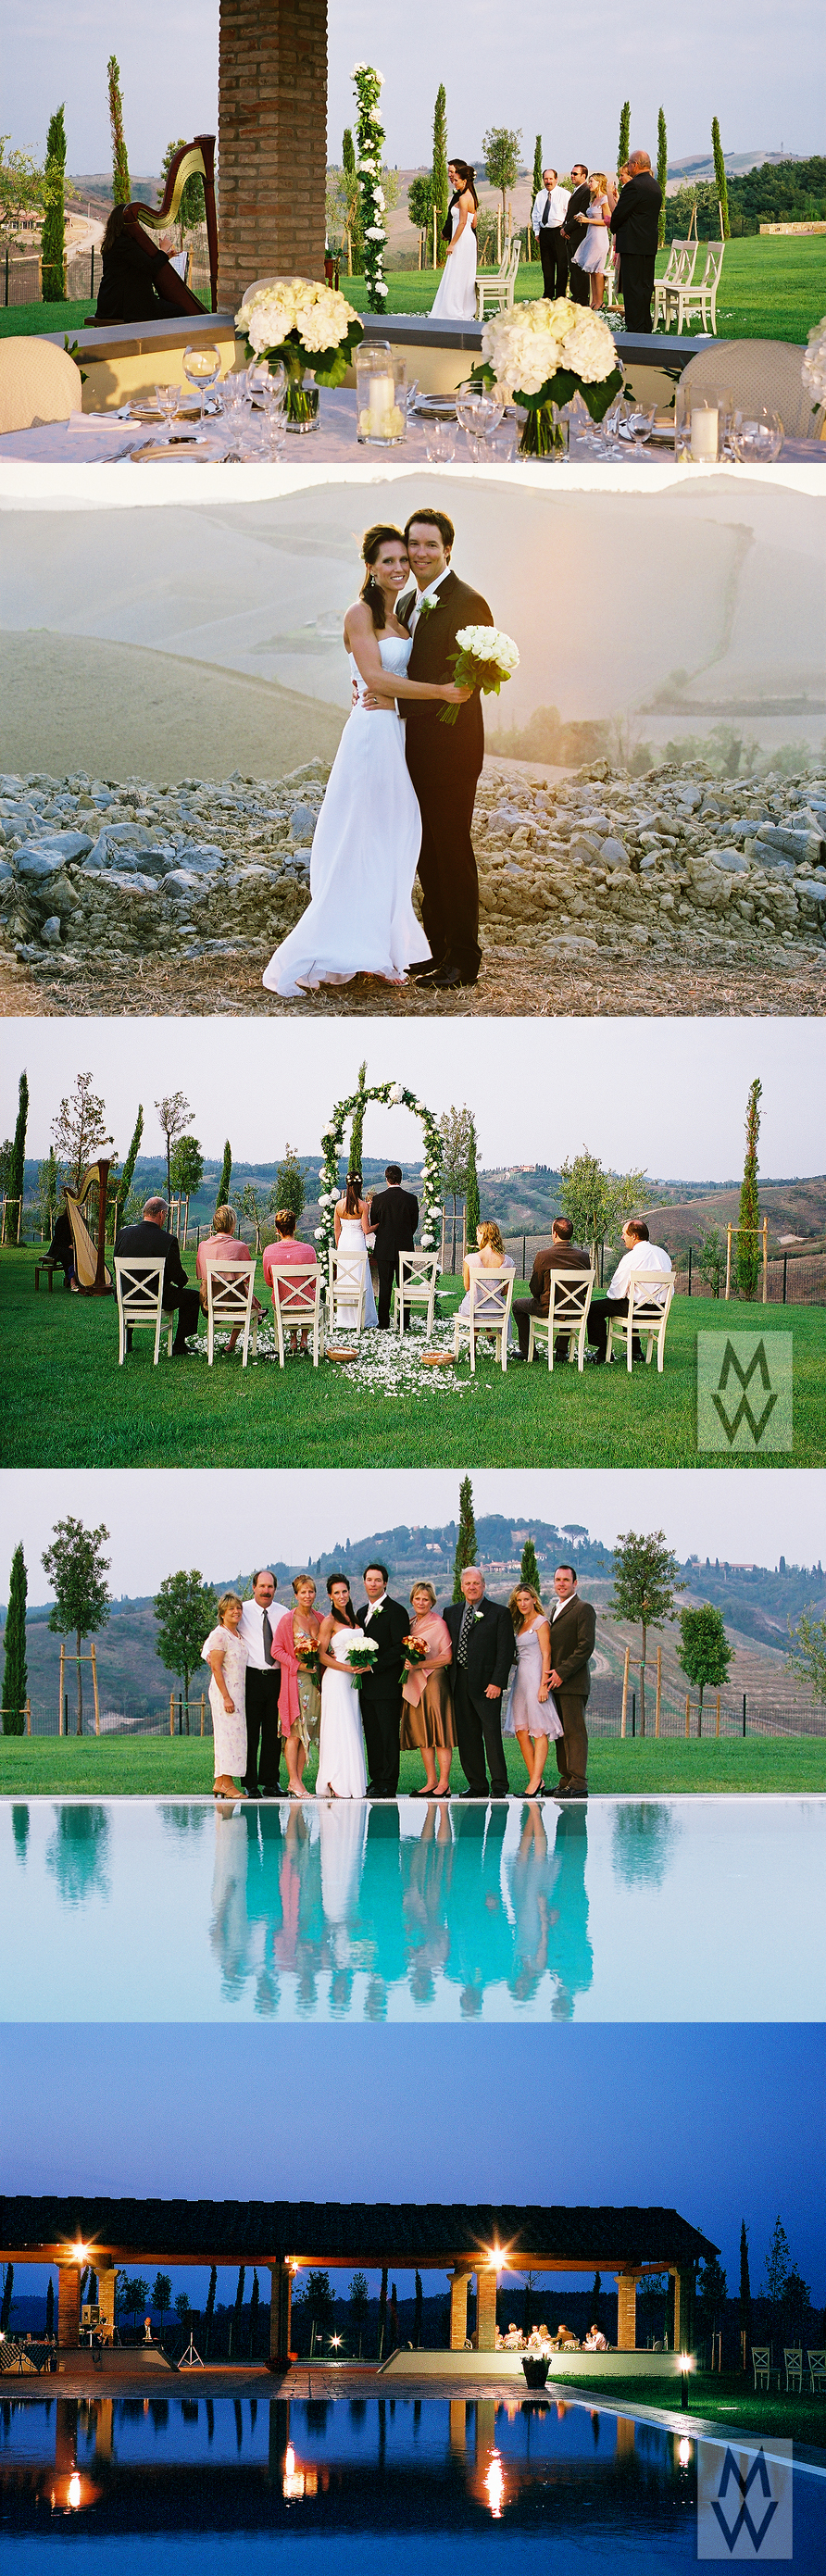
[456,380,504,463]
[154,382,181,429]
[183,344,222,421]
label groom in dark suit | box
[548,1563,596,1798]
[357,1563,409,1797]
[398,509,494,990]
[442,1568,515,1797]
[367,1165,419,1329]
[609,150,663,332]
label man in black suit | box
[366,1165,419,1330]
[442,1568,515,1798]
[357,1562,409,1797]
[609,150,663,333]
[562,164,592,306]
[113,1195,201,1353]
[547,1563,596,1798]
[512,1218,592,1361]
[399,509,494,990]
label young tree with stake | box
[610,1530,682,1734]
[155,1570,217,1731]
[156,1093,193,1200]
[677,1603,732,1719]
[42,1517,111,1735]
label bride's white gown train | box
[333,1216,378,1330]
[431,206,478,321]
[262,637,430,996]
[317,1628,369,1799]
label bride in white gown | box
[431,159,479,322]
[262,524,469,997]
[317,1578,369,1799]
[332,1171,378,1330]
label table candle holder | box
[356,343,407,445]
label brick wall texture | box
[219,0,328,306]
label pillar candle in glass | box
[690,403,719,461]
[356,343,407,445]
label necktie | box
[263,1609,274,1665]
[457,1605,474,1666]
[543,194,552,225]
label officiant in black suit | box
[367,1166,419,1329]
[609,150,663,332]
[399,509,494,990]
[357,1564,409,1797]
[442,1569,515,1798]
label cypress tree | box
[204,2263,217,2356]
[215,1141,232,1212]
[618,101,631,171]
[378,2266,388,2357]
[349,1060,368,1173]
[413,2270,423,2347]
[10,1070,28,1233]
[465,1119,480,1252]
[1,2265,13,2332]
[520,1535,540,1594]
[249,2269,259,2354]
[116,1105,144,1220]
[739,2220,751,2359]
[41,107,67,300]
[107,56,131,205]
[737,1078,761,1299]
[657,109,668,246]
[432,86,448,266]
[45,2277,55,2337]
[532,137,543,260]
[453,1475,478,1600]
[711,117,730,238]
[2,1542,28,1733]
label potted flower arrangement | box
[471,298,622,458]
[235,276,363,431]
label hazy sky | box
[4,1017,824,1182]
[6,1468,822,1604]
[2,2025,823,2295]
[4,3,820,172]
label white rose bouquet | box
[236,276,363,429]
[440,625,519,728]
[471,296,622,458]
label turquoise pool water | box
[0,2395,822,2569]
[4,1794,823,2021]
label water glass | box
[456,380,504,462]
[730,406,784,462]
[183,344,222,419]
[154,382,181,426]
[423,417,457,463]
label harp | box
[64,1161,113,1297]
[130,134,219,312]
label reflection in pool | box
[0,2394,822,2570]
[4,1794,824,2021]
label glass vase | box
[355,342,407,444]
[518,402,569,460]
[285,374,319,433]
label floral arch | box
[316,1081,443,1257]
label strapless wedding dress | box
[431,205,478,321]
[317,1627,369,1799]
[334,1217,378,1330]
[262,636,430,995]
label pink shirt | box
[263,1239,317,1282]
[196,1233,252,1279]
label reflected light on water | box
[678,2437,692,2468]
[68,2475,81,2511]
[282,2444,319,2501]
[484,2451,506,2519]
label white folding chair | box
[663,240,725,335]
[807,2349,826,2393]
[329,1245,369,1336]
[477,234,521,319]
[653,238,697,329]
[454,1266,515,1374]
[528,1269,595,1372]
[606,1269,675,1374]
[783,2347,803,2394]
[204,1258,258,1367]
[114,1257,173,1366]
[751,2345,771,2391]
[270,1261,323,1368]
[394,1249,439,1337]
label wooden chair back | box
[329,1245,369,1335]
[114,1257,170,1366]
[395,1249,439,1336]
[270,1261,323,1367]
[205,1258,257,1367]
[530,1268,595,1371]
[455,1262,515,1373]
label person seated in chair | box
[47,1199,76,1287]
[586,1219,672,1364]
[94,202,205,325]
[513,1217,591,1361]
[583,2322,607,2350]
[195,1203,261,1356]
[114,1194,202,1354]
[263,1208,319,1352]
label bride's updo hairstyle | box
[360,522,407,632]
[449,158,479,209]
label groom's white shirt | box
[407,566,452,634]
[362,1591,388,1622]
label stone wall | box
[218,0,328,308]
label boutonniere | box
[417,594,435,618]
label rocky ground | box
[2,757,824,1018]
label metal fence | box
[8,1692,823,1741]
[2,232,213,311]
[14,1694,214,1739]
[463,1233,826,1305]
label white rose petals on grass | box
[441,628,519,729]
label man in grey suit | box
[548,1563,596,1799]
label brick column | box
[218,0,328,308]
[57,2265,81,2351]
[269,2261,293,2367]
[98,2269,117,2340]
[476,2269,498,2355]
[449,2268,471,2351]
[616,2272,639,2351]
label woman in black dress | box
[94,204,204,325]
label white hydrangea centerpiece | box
[235,275,363,428]
[472,297,622,458]
[440,626,519,728]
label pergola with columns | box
[0,2198,715,2364]
[218,0,329,306]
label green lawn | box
[555,2368,826,2448]
[1,1249,822,1469]
[1,237,821,344]
[2,1735,822,1797]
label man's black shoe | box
[431,962,480,990]
[407,954,445,981]
[457,1786,485,1799]
[170,1342,195,1357]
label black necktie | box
[263,1610,274,1665]
[543,194,552,225]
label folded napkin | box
[68,407,135,431]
